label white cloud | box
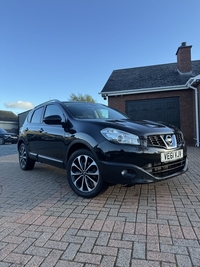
[4,101,34,110]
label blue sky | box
[1,0,200,114]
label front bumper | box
[96,141,188,185]
[4,135,18,144]
[99,157,188,185]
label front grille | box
[143,157,186,178]
[147,133,183,148]
[175,133,183,144]
[147,135,165,147]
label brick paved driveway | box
[0,147,200,267]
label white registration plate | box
[161,149,183,163]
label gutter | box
[186,74,200,147]
[100,85,187,97]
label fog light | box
[121,169,136,178]
[121,170,128,176]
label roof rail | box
[34,99,61,108]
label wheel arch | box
[65,141,97,165]
[17,138,26,151]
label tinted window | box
[64,102,128,120]
[44,104,64,121]
[31,107,44,123]
[26,110,33,123]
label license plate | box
[161,149,183,162]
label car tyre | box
[0,137,5,145]
[67,149,104,198]
[19,142,35,170]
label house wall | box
[108,89,195,145]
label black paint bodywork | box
[18,100,188,185]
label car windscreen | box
[63,102,128,120]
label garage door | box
[126,97,180,128]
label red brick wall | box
[108,89,195,145]
[176,46,192,73]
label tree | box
[68,93,96,103]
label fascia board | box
[100,85,188,97]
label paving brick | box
[188,247,200,266]
[147,242,160,252]
[158,224,171,237]
[181,226,197,239]
[170,225,184,239]
[61,243,80,260]
[92,245,118,256]
[96,232,110,246]
[13,237,36,253]
[135,222,146,235]
[40,249,63,267]
[25,246,51,257]
[80,219,94,230]
[176,255,193,267]
[2,235,25,245]
[131,259,160,267]
[113,221,125,233]
[160,244,188,255]
[108,239,132,249]
[25,256,44,267]
[132,241,146,259]
[79,237,96,253]
[102,220,115,232]
[50,228,67,241]
[4,252,32,265]
[74,252,102,264]
[116,248,132,267]
[147,223,158,236]
[91,219,104,231]
[100,255,116,267]
[147,251,176,263]
[55,259,84,267]
[161,263,177,267]
[50,217,67,227]
[77,229,99,238]
[0,243,18,261]
[44,240,68,250]
[123,222,135,234]
[123,233,146,242]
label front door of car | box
[37,104,68,168]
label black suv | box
[18,100,188,198]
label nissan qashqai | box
[18,100,188,198]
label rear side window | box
[31,107,44,123]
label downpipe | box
[186,76,200,147]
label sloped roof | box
[0,110,18,122]
[101,60,200,94]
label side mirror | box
[43,115,62,125]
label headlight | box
[101,128,140,145]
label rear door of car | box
[26,106,44,158]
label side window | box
[44,105,64,121]
[31,107,44,123]
[26,110,33,123]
